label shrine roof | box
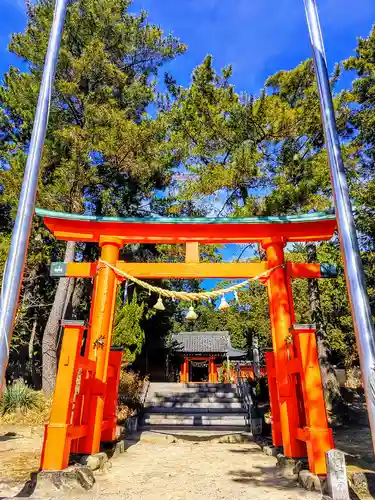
[35,208,337,244]
[171,331,248,358]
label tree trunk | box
[71,278,92,320]
[240,185,248,205]
[42,241,76,396]
[306,242,342,414]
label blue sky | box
[130,0,375,94]
[2,0,375,95]
[1,0,375,293]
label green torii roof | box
[36,208,337,244]
[35,208,336,225]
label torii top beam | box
[36,209,337,245]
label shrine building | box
[169,331,255,383]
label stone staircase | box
[141,382,249,432]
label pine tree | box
[343,26,375,248]
[0,0,186,393]
[159,55,267,216]
[164,57,352,406]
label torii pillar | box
[80,236,123,454]
[263,237,307,458]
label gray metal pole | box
[0,0,69,393]
[252,336,260,379]
[226,336,230,383]
[303,0,375,451]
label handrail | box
[235,363,263,436]
[139,378,150,406]
[125,378,150,435]
[235,363,253,416]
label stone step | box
[142,383,248,432]
[147,393,240,403]
[129,429,253,443]
[183,383,237,389]
[149,383,237,389]
[141,423,248,431]
[147,388,238,397]
[146,383,237,396]
[143,413,248,427]
[145,403,245,412]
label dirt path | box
[61,440,319,500]
[0,425,43,488]
[0,430,320,499]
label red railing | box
[41,321,122,470]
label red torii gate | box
[37,208,336,475]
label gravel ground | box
[0,426,43,486]
[0,432,321,500]
[58,440,319,500]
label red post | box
[265,352,282,447]
[263,237,306,458]
[41,322,85,470]
[180,359,189,383]
[208,358,213,383]
[212,358,218,382]
[285,274,296,325]
[294,325,334,474]
[101,348,123,442]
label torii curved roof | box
[35,208,337,244]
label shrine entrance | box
[172,331,248,383]
[36,207,337,476]
[190,360,209,383]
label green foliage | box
[1,0,186,217]
[113,290,145,364]
[343,26,375,249]
[248,376,269,403]
[165,50,369,371]
[118,369,146,406]
[172,274,270,355]
[218,361,235,383]
[343,26,375,163]
[2,0,375,385]
[0,0,186,382]
[159,55,267,215]
[0,380,42,415]
[160,56,351,218]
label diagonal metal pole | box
[0,0,69,394]
[303,0,375,451]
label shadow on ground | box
[229,448,261,454]
[228,464,299,491]
[0,436,16,442]
[0,472,38,498]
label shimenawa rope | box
[98,260,284,302]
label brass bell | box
[218,295,230,311]
[185,305,198,321]
[153,296,165,311]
